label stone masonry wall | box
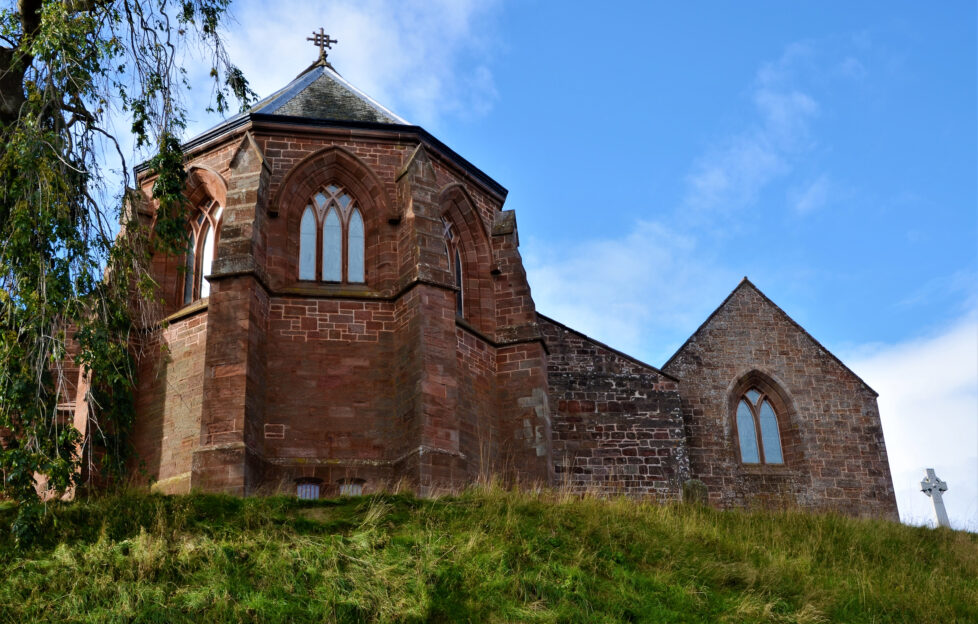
[662,280,898,519]
[539,316,688,499]
[261,296,398,491]
[455,325,498,480]
[132,311,208,494]
[133,119,549,497]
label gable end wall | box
[662,284,898,519]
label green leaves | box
[0,0,250,545]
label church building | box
[128,40,898,519]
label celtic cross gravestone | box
[920,468,950,528]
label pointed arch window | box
[735,388,784,464]
[442,216,463,317]
[183,200,223,305]
[299,207,316,280]
[297,184,364,283]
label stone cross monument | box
[920,468,950,528]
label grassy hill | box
[0,488,975,623]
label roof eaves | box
[133,113,253,175]
[134,112,509,202]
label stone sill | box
[739,464,796,478]
[165,298,209,324]
[281,282,382,299]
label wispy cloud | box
[897,269,978,313]
[788,174,832,215]
[524,221,739,365]
[184,0,501,135]
[837,56,867,80]
[847,312,978,530]
[683,43,820,220]
[527,41,832,362]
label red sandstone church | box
[126,45,897,518]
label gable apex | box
[663,277,877,396]
[242,64,409,126]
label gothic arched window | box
[183,199,223,305]
[442,216,463,317]
[297,184,364,283]
[735,388,784,464]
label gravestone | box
[920,468,950,528]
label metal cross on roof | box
[920,468,950,528]
[307,28,338,62]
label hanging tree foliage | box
[0,0,251,542]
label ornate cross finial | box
[307,27,338,62]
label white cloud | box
[529,41,828,364]
[837,56,867,80]
[524,221,739,365]
[682,45,819,220]
[181,0,500,135]
[847,313,978,530]
[789,174,831,215]
[897,269,978,313]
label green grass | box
[0,488,975,623]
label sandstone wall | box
[132,311,208,493]
[662,280,898,519]
[540,316,688,499]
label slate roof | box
[243,62,408,125]
[142,59,507,200]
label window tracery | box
[298,184,364,283]
[183,199,223,305]
[442,216,463,317]
[735,387,784,464]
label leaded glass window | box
[322,208,342,281]
[736,388,784,464]
[442,216,463,317]
[297,185,363,283]
[182,199,222,305]
[299,207,316,280]
[348,209,365,283]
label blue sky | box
[172,1,977,528]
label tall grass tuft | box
[0,488,974,623]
